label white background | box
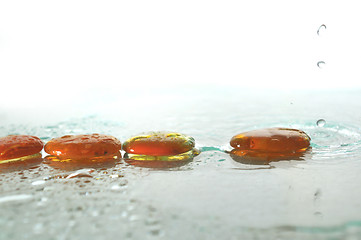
[0,0,361,109]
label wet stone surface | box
[122,131,195,156]
[0,135,43,161]
[44,134,122,159]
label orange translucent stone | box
[44,134,121,159]
[122,132,195,156]
[0,135,44,161]
[230,128,311,153]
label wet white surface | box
[1,88,361,239]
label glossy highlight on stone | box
[230,128,311,153]
[0,135,44,161]
[44,134,121,159]
[122,131,195,156]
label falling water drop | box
[317,119,326,127]
[317,61,325,68]
[317,24,327,36]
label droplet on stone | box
[230,128,311,153]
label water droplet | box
[0,194,32,204]
[317,61,325,68]
[66,168,94,179]
[31,180,46,186]
[110,174,122,178]
[317,119,326,127]
[110,185,122,191]
[317,24,327,35]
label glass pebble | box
[44,134,121,159]
[0,135,44,161]
[230,128,311,153]
[122,131,195,156]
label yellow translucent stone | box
[122,131,195,156]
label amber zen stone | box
[0,135,44,161]
[230,128,311,153]
[122,131,195,156]
[44,134,122,159]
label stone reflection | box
[0,153,43,173]
[229,148,311,165]
[44,152,121,171]
[123,149,199,168]
[124,156,193,168]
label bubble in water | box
[317,61,325,68]
[317,119,326,127]
[317,24,327,35]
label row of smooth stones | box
[0,128,311,167]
